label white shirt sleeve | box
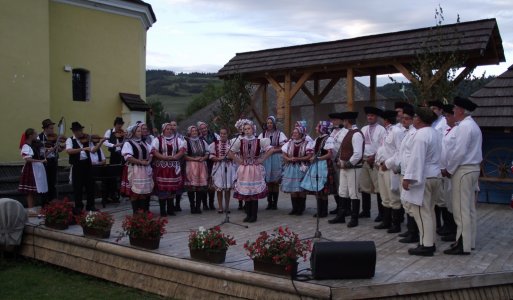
[349,132,364,165]
[21,144,33,159]
[260,138,272,152]
[103,128,115,148]
[151,137,160,152]
[278,132,288,145]
[281,141,290,153]
[121,141,134,159]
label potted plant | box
[41,199,74,230]
[188,226,236,263]
[76,210,114,239]
[117,210,168,250]
[244,226,312,278]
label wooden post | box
[347,68,355,111]
[370,70,377,105]
[262,84,268,119]
[284,72,292,136]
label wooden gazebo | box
[218,18,505,134]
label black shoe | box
[358,211,371,218]
[441,234,456,242]
[374,214,382,222]
[347,218,358,228]
[238,201,244,210]
[374,222,391,230]
[443,237,470,255]
[408,245,435,256]
[398,231,410,238]
[174,205,182,212]
[387,224,401,233]
[399,234,420,243]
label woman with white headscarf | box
[184,125,210,214]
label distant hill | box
[146,70,222,120]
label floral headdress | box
[317,120,332,135]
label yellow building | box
[0,0,155,162]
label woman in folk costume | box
[120,123,154,214]
[300,121,336,218]
[18,128,48,216]
[229,121,273,223]
[258,116,287,210]
[209,128,236,213]
[232,118,250,210]
[151,122,186,217]
[198,121,220,210]
[281,126,313,216]
[295,120,314,143]
[184,125,210,214]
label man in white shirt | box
[359,107,386,221]
[442,97,482,255]
[329,112,349,215]
[402,107,441,256]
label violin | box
[44,133,66,149]
[114,129,126,139]
[78,133,90,144]
[90,134,103,144]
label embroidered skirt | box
[18,163,37,193]
[234,164,268,200]
[153,160,182,192]
[185,161,208,191]
[211,161,236,191]
[281,163,307,193]
[300,159,335,196]
[263,152,283,183]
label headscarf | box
[187,125,199,139]
[295,120,307,136]
[267,116,277,130]
[126,123,143,140]
[317,121,332,135]
[161,122,171,132]
[196,121,208,129]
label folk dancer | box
[300,121,335,218]
[103,116,125,203]
[329,112,364,227]
[65,122,99,214]
[168,121,186,211]
[184,125,210,214]
[328,113,349,216]
[151,122,186,217]
[359,107,386,221]
[259,116,287,210]
[281,126,313,216]
[209,128,236,213]
[229,121,273,223]
[437,104,458,241]
[401,107,441,256]
[19,128,48,216]
[442,97,481,255]
[374,110,405,233]
[232,118,251,210]
[38,119,62,206]
[120,123,154,214]
[198,121,220,210]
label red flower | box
[188,226,236,251]
[116,210,168,242]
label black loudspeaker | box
[310,241,376,279]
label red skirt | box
[153,162,183,192]
[18,163,37,193]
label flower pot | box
[253,259,298,278]
[190,248,227,264]
[44,220,69,230]
[82,226,111,239]
[129,236,160,250]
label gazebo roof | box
[470,64,513,128]
[218,18,505,81]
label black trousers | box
[44,158,58,201]
[72,160,95,212]
[107,151,123,199]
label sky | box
[145,0,513,85]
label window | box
[72,68,90,101]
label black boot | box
[328,197,346,224]
[399,206,405,223]
[330,196,340,214]
[249,201,259,223]
[434,205,442,230]
[345,197,352,216]
[166,198,175,216]
[374,194,383,222]
[201,191,208,211]
[374,207,391,229]
[174,194,182,212]
[408,244,436,257]
[398,214,413,237]
[438,207,457,236]
[272,192,279,210]
[313,198,321,218]
[387,208,402,233]
[188,192,197,214]
[142,198,150,212]
[319,199,328,218]
[347,199,360,228]
[196,192,203,214]
[243,201,251,222]
[238,200,244,210]
[289,196,297,215]
[131,200,139,214]
[296,197,306,216]
[159,199,167,217]
[359,192,371,218]
[399,216,419,243]
[266,194,273,210]
[208,191,216,210]
[443,236,470,255]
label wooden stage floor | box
[23,194,513,299]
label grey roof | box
[219,18,505,80]
[119,93,150,111]
[470,65,513,128]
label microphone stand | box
[214,134,248,228]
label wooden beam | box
[370,70,377,104]
[289,72,312,99]
[251,84,265,126]
[425,60,454,90]
[301,85,316,104]
[262,84,269,119]
[318,77,340,102]
[265,75,284,94]
[393,63,420,85]
[284,72,292,136]
[265,74,285,121]
[347,68,355,111]
[453,65,476,86]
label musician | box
[19,128,48,216]
[258,116,287,210]
[184,125,210,214]
[229,121,273,223]
[103,117,125,164]
[151,122,186,217]
[38,119,61,206]
[359,107,386,221]
[281,126,313,216]
[120,123,154,214]
[328,113,349,216]
[65,122,97,214]
[198,121,220,210]
[209,128,236,213]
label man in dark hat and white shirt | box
[442,97,482,255]
[329,112,349,215]
[103,117,125,202]
[38,118,61,206]
[359,106,386,221]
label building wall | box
[0,0,51,162]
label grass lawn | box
[0,257,169,300]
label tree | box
[147,100,169,134]
[214,74,252,135]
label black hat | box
[114,117,125,125]
[364,106,383,117]
[382,110,398,122]
[328,112,345,120]
[394,101,410,109]
[427,100,444,109]
[339,111,359,120]
[442,104,454,115]
[453,96,478,112]
[402,104,415,118]
[415,107,438,125]
[42,119,55,129]
[70,121,84,131]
